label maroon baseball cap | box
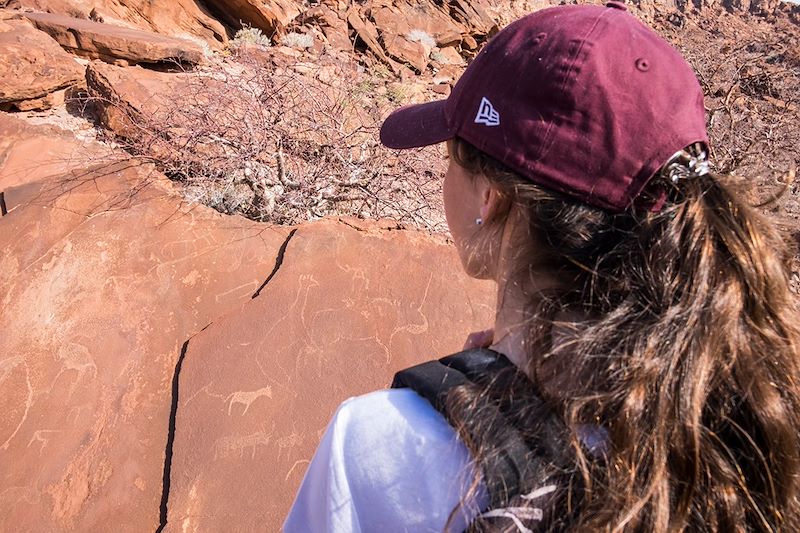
[379,2,708,212]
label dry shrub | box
[97,49,447,231]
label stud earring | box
[475,217,483,226]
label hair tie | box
[662,145,710,184]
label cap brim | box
[379,100,455,149]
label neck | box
[485,213,587,398]
[489,270,560,373]
[489,281,531,370]
[486,209,568,376]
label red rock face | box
[0,162,293,531]
[0,142,494,530]
[166,218,495,532]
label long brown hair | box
[445,136,800,531]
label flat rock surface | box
[0,161,292,531]
[165,218,495,532]
[24,11,206,64]
[0,111,114,190]
[0,18,84,110]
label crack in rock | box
[154,228,298,530]
[0,191,7,216]
[155,337,190,533]
[252,228,298,299]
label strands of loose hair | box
[444,137,800,532]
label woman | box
[285,3,800,531]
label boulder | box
[448,0,497,36]
[383,31,430,73]
[165,217,495,531]
[24,11,207,65]
[0,161,293,531]
[431,45,465,67]
[0,112,115,190]
[296,5,351,51]
[202,0,301,36]
[345,6,405,75]
[3,0,227,49]
[370,0,467,71]
[84,61,233,180]
[85,61,187,137]
[0,18,84,111]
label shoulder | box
[325,389,481,502]
[333,388,463,446]
[284,389,486,533]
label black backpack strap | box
[391,349,555,510]
[390,350,479,411]
[439,348,513,381]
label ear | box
[478,182,503,222]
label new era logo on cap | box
[474,97,500,127]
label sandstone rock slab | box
[5,0,227,49]
[0,18,84,111]
[88,0,227,50]
[165,217,495,532]
[0,111,114,191]
[24,11,206,65]
[0,161,292,531]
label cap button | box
[606,1,628,10]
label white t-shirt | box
[283,388,488,533]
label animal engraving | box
[0,356,32,450]
[27,430,62,455]
[51,342,97,397]
[226,386,273,416]
[213,430,271,460]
